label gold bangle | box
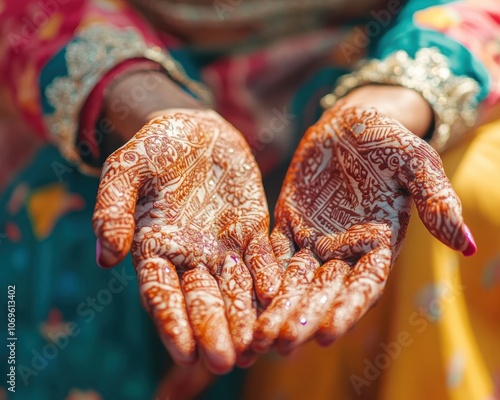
[320,48,480,153]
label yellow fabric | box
[243,120,500,400]
[27,183,84,239]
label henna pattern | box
[253,104,475,352]
[92,109,282,373]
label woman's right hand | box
[92,109,282,373]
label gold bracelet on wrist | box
[320,48,480,153]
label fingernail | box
[462,225,477,257]
[252,335,273,353]
[276,323,299,354]
[96,239,107,268]
[276,338,295,356]
[236,349,257,368]
[315,334,337,347]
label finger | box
[276,259,351,354]
[93,149,149,267]
[244,232,284,307]
[136,258,197,366]
[402,143,476,256]
[216,253,257,368]
[155,363,215,400]
[252,248,319,353]
[315,223,392,262]
[182,267,236,374]
[316,246,392,346]
[269,223,295,270]
[288,211,319,251]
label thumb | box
[93,148,150,268]
[402,142,476,256]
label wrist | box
[103,71,203,144]
[339,85,433,138]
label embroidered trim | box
[321,48,480,153]
[44,23,212,172]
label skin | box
[340,84,434,139]
[93,70,475,374]
[252,102,476,353]
[93,108,282,373]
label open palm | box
[253,104,475,353]
[93,109,281,373]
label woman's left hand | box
[253,103,476,353]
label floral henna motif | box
[253,248,320,353]
[93,109,281,373]
[253,104,476,353]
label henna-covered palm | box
[253,104,476,353]
[92,109,281,373]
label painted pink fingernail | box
[96,239,107,268]
[462,225,477,257]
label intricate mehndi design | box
[253,104,475,353]
[92,109,281,373]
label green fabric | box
[370,0,491,101]
[0,63,343,400]
[0,146,164,400]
